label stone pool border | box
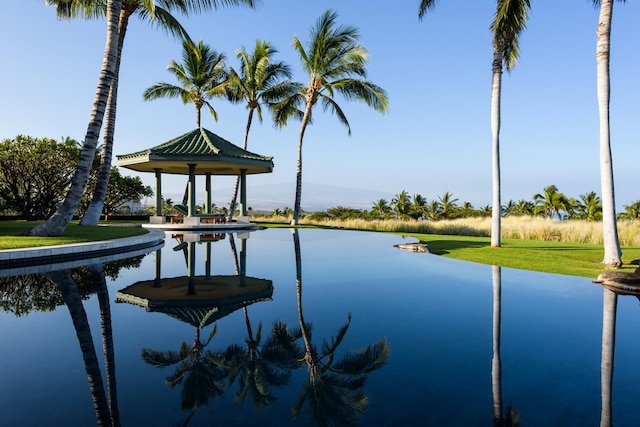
[0,229,166,274]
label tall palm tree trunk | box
[44,270,112,426]
[26,0,122,236]
[81,10,130,226]
[292,229,317,379]
[600,287,617,427]
[492,266,503,425]
[596,0,622,268]
[228,109,254,221]
[490,48,503,248]
[90,264,121,427]
[292,104,313,225]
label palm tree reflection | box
[287,229,390,425]
[42,268,113,426]
[141,323,228,413]
[491,265,520,427]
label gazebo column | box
[205,173,212,214]
[183,163,200,225]
[150,168,165,224]
[237,169,249,223]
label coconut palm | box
[513,199,535,216]
[43,270,112,426]
[290,229,390,425]
[26,0,122,236]
[223,318,292,409]
[141,324,228,411]
[438,191,459,219]
[143,38,229,128]
[275,10,389,225]
[594,0,624,268]
[391,191,411,220]
[410,193,428,219]
[621,200,640,220]
[47,1,258,227]
[600,287,617,427]
[371,199,392,220]
[50,0,190,226]
[576,191,602,221]
[89,263,121,426]
[225,40,301,221]
[533,185,568,220]
[426,200,442,220]
[420,0,530,247]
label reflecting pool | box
[1,228,639,426]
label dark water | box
[0,228,639,426]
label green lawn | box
[0,220,148,249]
[1,220,637,279]
[398,231,640,278]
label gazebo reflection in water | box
[115,230,273,318]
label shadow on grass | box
[425,239,489,255]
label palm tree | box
[290,229,390,425]
[426,200,442,221]
[371,198,392,220]
[419,0,530,248]
[600,287,617,427]
[225,40,301,221]
[533,185,568,220]
[391,191,411,220]
[224,318,292,409]
[89,263,121,426]
[26,0,122,236]
[460,201,475,218]
[276,10,389,225]
[144,38,228,127]
[410,193,428,219]
[48,1,258,227]
[141,324,228,412]
[594,0,624,268]
[44,270,112,426]
[54,0,190,226]
[577,191,603,221]
[438,191,459,219]
[502,199,517,217]
[514,199,534,216]
[620,200,640,220]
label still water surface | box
[0,228,639,426]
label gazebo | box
[116,127,274,225]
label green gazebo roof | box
[116,127,274,175]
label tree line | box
[271,185,640,222]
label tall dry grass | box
[256,215,640,246]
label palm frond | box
[331,338,391,375]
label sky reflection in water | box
[0,228,639,426]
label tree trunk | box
[90,264,121,427]
[600,287,617,427]
[81,11,130,226]
[26,0,122,236]
[228,108,254,222]
[44,270,112,426]
[490,46,503,248]
[491,266,503,426]
[292,103,313,225]
[596,0,622,268]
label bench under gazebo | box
[116,127,274,227]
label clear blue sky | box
[1,1,638,210]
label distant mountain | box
[164,182,395,212]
